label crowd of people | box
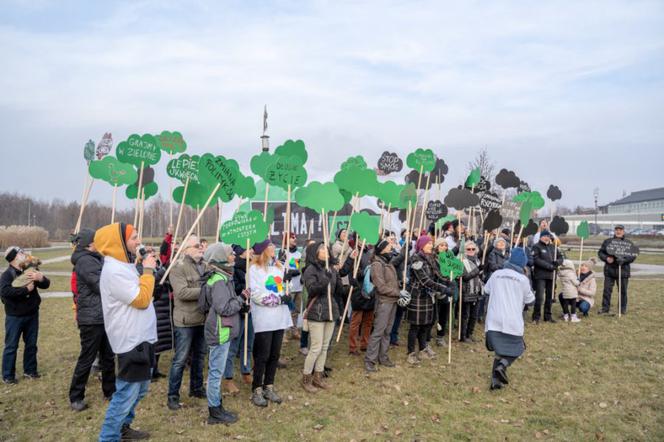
[0,220,637,441]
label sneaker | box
[379,358,396,368]
[435,337,447,347]
[407,352,420,365]
[563,314,569,322]
[251,388,268,407]
[544,317,557,324]
[70,400,88,412]
[299,347,309,356]
[570,314,581,323]
[421,346,436,359]
[364,361,378,373]
[120,424,150,440]
[262,385,282,404]
[2,378,17,385]
[23,373,41,379]
[167,396,181,411]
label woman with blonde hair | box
[247,240,292,407]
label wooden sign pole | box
[170,176,190,265]
[243,237,250,366]
[335,239,366,342]
[133,161,145,227]
[110,184,118,224]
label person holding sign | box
[483,248,535,390]
[531,231,563,324]
[247,240,292,407]
[300,241,345,393]
[598,225,637,315]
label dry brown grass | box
[0,225,49,249]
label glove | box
[284,269,301,282]
[397,290,411,307]
[616,257,625,265]
[348,275,360,291]
[280,294,293,305]
[241,288,251,301]
[239,303,251,314]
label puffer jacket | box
[532,241,563,280]
[370,252,401,304]
[485,248,508,282]
[577,271,597,307]
[71,246,104,326]
[407,252,448,325]
[169,255,206,327]
[302,243,343,322]
[202,265,244,346]
[558,259,579,300]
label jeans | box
[69,324,116,402]
[224,314,254,379]
[602,276,629,313]
[303,321,335,374]
[98,378,150,442]
[533,279,554,321]
[389,305,405,345]
[578,300,591,315]
[252,329,284,390]
[167,326,206,399]
[365,301,397,365]
[2,312,39,380]
[207,342,231,408]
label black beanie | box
[75,228,96,249]
[375,239,390,255]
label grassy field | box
[1,281,663,441]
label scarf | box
[579,271,591,282]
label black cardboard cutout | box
[606,238,639,259]
[444,185,479,210]
[479,191,502,211]
[405,169,434,190]
[495,168,520,189]
[483,209,503,232]
[425,200,448,221]
[376,151,403,174]
[547,185,562,201]
[549,215,569,235]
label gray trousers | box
[365,301,397,364]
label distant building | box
[607,187,664,214]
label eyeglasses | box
[466,248,476,251]
[188,243,202,249]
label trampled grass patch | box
[0,281,662,441]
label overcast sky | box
[1,0,662,212]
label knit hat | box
[434,237,447,250]
[204,243,233,264]
[375,239,390,255]
[74,228,96,249]
[508,248,527,268]
[253,239,272,255]
[581,258,596,270]
[231,244,246,256]
[416,235,433,253]
[336,228,347,240]
[540,230,552,238]
[4,246,22,263]
[493,237,507,247]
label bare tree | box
[467,147,496,184]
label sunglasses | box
[466,248,476,251]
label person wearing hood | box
[364,239,406,373]
[2,246,50,385]
[557,259,581,322]
[95,223,157,442]
[406,236,451,365]
[201,243,247,425]
[221,244,254,396]
[247,239,292,407]
[300,241,345,393]
[331,228,350,264]
[483,248,535,390]
[460,241,483,343]
[68,228,116,411]
[531,230,563,324]
[166,235,207,411]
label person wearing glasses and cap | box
[598,225,636,314]
[166,235,207,411]
[1,246,50,384]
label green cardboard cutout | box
[265,155,308,190]
[116,134,162,167]
[350,212,380,244]
[274,139,308,164]
[398,183,417,210]
[513,191,545,225]
[406,148,436,173]
[377,181,403,208]
[250,151,276,180]
[235,174,257,199]
[167,154,201,185]
[220,210,270,247]
[84,139,95,163]
[173,182,216,209]
[126,181,158,200]
[465,167,481,188]
[576,220,590,239]
[198,153,240,202]
[89,156,138,186]
[439,250,464,279]
[295,181,345,214]
[435,215,457,230]
[157,130,187,154]
[340,155,367,171]
[334,165,379,197]
[340,189,352,205]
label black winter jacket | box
[72,247,104,325]
[532,241,563,280]
[0,266,48,317]
[598,236,636,279]
[302,243,344,322]
[233,257,248,297]
[485,248,507,282]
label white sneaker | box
[299,347,309,356]
[570,314,581,323]
[563,314,569,322]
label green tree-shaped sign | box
[576,220,590,239]
[250,151,276,180]
[377,180,403,208]
[465,167,481,188]
[406,148,436,173]
[157,130,187,154]
[89,156,138,186]
[198,153,241,202]
[234,174,257,199]
[220,210,270,248]
[439,250,464,279]
[295,181,345,214]
[167,154,200,184]
[350,212,380,244]
[116,134,162,166]
[513,191,545,225]
[340,155,367,171]
[334,165,380,197]
[274,139,308,164]
[398,183,418,209]
[126,181,159,200]
[265,155,308,190]
[173,183,216,209]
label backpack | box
[362,265,375,300]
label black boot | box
[489,359,503,391]
[494,359,509,385]
[208,406,238,425]
[120,424,150,440]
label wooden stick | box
[336,239,366,342]
[410,165,424,237]
[402,201,412,290]
[509,221,515,250]
[169,152,174,226]
[160,183,221,284]
[577,237,584,278]
[387,203,392,233]
[448,270,453,364]
[481,230,490,265]
[418,173,432,234]
[215,199,223,243]
[550,244,558,302]
[263,182,270,222]
[243,237,250,367]
[466,185,476,238]
[74,175,94,234]
[196,205,201,238]
[618,265,622,318]
[138,188,146,238]
[282,184,292,251]
[110,184,118,224]
[458,275,463,340]
[330,210,338,239]
[321,208,333,320]
[133,161,144,227]
[337,192,360,264]
[307,218,313,241]
[170,176,190,265]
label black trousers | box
[602,276,629,313]
[533,279,554,321]
[559,296,576,315]
[69,324,116,402]
[461,301,479,338]
[435,300,449,338]
[407,324,430,353]
[252,329,284,390]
